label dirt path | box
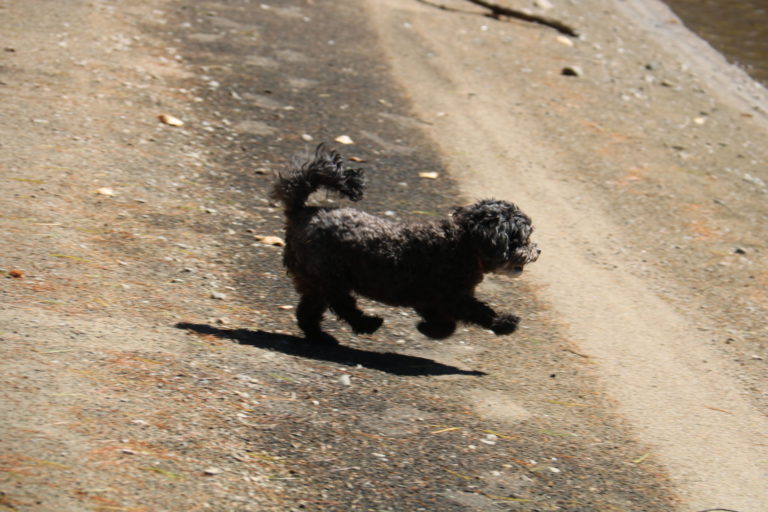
[367,0,768,510]
[2,0,766,511]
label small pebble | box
[561,65,582,77]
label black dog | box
[270,145,540,340]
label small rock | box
[204,467,224,475]
[254,235,285,246]
[338,374,351,386]
[480,434,498,445]
[561,66,582,77]
[211,291,227,300]
[734,247,747,255]
[301,133,314,141]
[743,173,766,188]
[334,135,354,145]
[157,114,184,127]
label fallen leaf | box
[445,468,474,480]
[481,429,518,440]
[9,269,25,278]
[12,177,46,184]
[254,235,285,246]
[158,114,184,127]
[430,426,461,434]
[704,405,734,415]
[632,452,651,464]
[334,135,354,144]
[563,347,590,358]
[245,452,285,463]
[28,458,72,470]
[52,253,92,263]
[485,495,535,503]
[418,172,439,179]
[278,305,294,310]
[348,156,366,162]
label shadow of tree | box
[175,323,486,377]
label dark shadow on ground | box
[175,323,486,377]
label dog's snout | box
[529,245,541,263]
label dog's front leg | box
[329,293,383,335]
[457,296,519,335]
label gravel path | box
[1,0,765,511]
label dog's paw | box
[417,320,456,340]
[352,315,383,335]
[491,314,520,335]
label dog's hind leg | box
[456,296,520,335]
[329,293,383,334]
[296,293,329,339]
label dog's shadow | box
[175,323,486,377]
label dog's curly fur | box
[270,144,540,340]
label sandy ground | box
[1,0,766,511]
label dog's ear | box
[453,200,530,263]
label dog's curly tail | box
[270,144,365,214]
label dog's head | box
[452,199,540,276]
